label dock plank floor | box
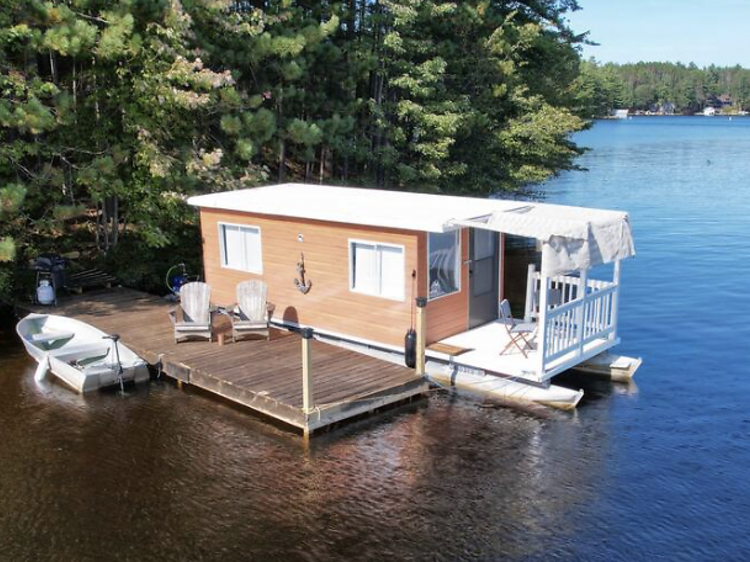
[18,288,427,434]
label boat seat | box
[82,363,115,376]
[30,331,75,343]
[75,353,109,369]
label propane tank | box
[36,280,55,305]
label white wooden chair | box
[499,299,535,358]
[169,282,213,343]
[229,280,271,342]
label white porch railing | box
[542,284,617,363]
[525,263,621,380]
[524,269,615,321]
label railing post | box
[415,297,427,376]
[576,268,589,357]
[536,273,549,380]
[610,259,621,341]
[301,328,314,414]
[524,263,536,323]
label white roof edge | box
[187,183,632,238]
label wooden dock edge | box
[147,342,429,435]
[14,298,430,437]
[305,377,429,434]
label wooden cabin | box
[188,183,636,385]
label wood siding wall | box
[200,209,421,347]
[199,210,502,349]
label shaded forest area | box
[578,60,750,116]
[0,0,593,300]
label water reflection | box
[4,117,750,559]
[0,330,613,561]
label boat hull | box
[316,334,584,411]
[426,360,583,411]
[573,352,642,382]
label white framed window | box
[349,240,405,301]
[218,222,263,273]
[428,230,461,300]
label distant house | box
[717,94,733,107]
[703,106,716,116]
[645,102,675,116]
[706,94,733,109]
[612,109,629,119]
[661,101,676,115]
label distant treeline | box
[577,60,750,115]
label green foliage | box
[0,183,26,217]
[242,109,276,143]
[52,204,86,221]
[287,119,322,147]
[0,237,16,262]
[0,0,590,301]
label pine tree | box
[0,0,595,301]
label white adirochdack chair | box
[498,299,536,358]
[229,279,272,342]
[169,281,213,343]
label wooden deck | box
[17,288,427,435]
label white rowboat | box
[16,313,149,393]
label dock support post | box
[611,259,621,342]
[415,297,427,376]
[524,263,537,323]
[537,246,552,382]
[301,328,315,416]
[536,274,550,380]
[576,267,589,358]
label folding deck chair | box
[498,299,536,358]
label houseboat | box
[188,183,638,409]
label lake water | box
[2,116,750,560]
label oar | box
[34,353,49,382]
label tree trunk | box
[346,0,357,40]
[278,138,286,182]
[319,146,325,183]
[72,61,77,110]
[101,201,110,253]
[49,52,59,86]
[111,195,119,248]
[94,201,100,250]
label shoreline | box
[599,113,749,119]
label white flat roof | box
[187,183,629,236]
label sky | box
[566,0,750,67]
